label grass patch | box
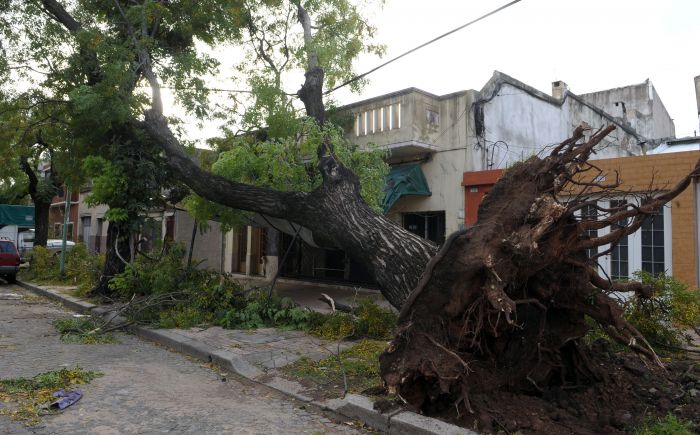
[634,414,696,435]
[53,317,118,344]
[0,367,102,425]
[282,339,386,395]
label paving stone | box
[0,283,361,434]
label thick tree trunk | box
[19,154,56,247]
[143,109,436,308]
[33,200,50,247]
[91,220,131,296]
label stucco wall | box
[77,193,108,252]
[345,89,478,236]
[347,89,475,153]
[579,81,675,142]
[387,148,469,234]
[479,82,644,170]
[173,209,224,271]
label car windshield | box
[0,242,15,253]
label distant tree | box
[0,94,67,246]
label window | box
[609,200,629,280]
[641,208,665,275]
[81,216,91,244]
[397,103,402,128]
[581,199,670,281]
[389,105,394,130]
[403,211,445,245]
[0,242,15,254]
[581,205,598,259]
[355,103,401,135]
[53,223,74,241]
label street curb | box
[17,280,475,435]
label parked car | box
[46,239,76,254]
[0,238,21,283]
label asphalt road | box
[0,282,361,434]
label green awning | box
[382,164,431,213]
[0,205,35,227]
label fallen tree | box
[12,3,700,430]
[379,125,700,430]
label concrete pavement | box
[0,282,364,434]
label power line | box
[139,1,523,98]
[324,0,524,95]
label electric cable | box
[324,0,524,95]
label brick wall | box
[586,151,700,287]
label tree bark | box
[142,109,436,308]
[91,220,131,296]
[19,154,56,247]
[33,201,50,247]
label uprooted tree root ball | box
[379,125,700,434]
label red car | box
[0,238,20,283]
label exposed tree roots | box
[380,125,700,432]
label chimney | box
[552,80,569,99]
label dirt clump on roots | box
[424,344,700,434]
[378,125,700,434]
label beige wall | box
[173,209,225,272]
[77,192,108,252]
[345,89,478,235]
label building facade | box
[343,71,675,244]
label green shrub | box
[585,272,700,353]
[20,244,102,294]
[109,243,189,298]
[309,298,397,340]
[109,247,397,338]
[311,312,356,339]
[220,290,312,330]
[624,272,700,349]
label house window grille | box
[581,204,598,259]
[641,208,665,275]
[609,200,629,280]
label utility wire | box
[137,1,523,97]
[324,0,524,95]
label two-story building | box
[342,71,675,245]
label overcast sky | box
[330,0,700,137]
[167,0,700,143]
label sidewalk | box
[17,281,474,435]
[237,277,393,314]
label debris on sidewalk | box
[0,293,22,300]
[50,389,83,410]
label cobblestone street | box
[0,283,361,434]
